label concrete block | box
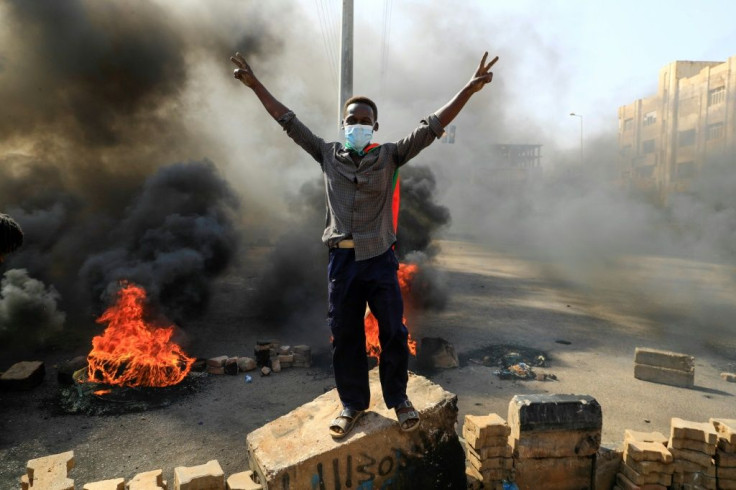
[466,443,512,460]
[417,337,459,368]
[507,394,602,437]
[465,464,510,488]
[83,478,125,490]
[624,440,673,463]
[1,361,45,390]
[615,472,667,490]
[671,417,718,444]
[619,463,672,486]
[514,455,593,490]
[594,445,622,490]
[719,466,736,479]
[722,372,736,382]
[634,348,694,371]
[26,450,75,489]
[206,366,225,375]
[461,425,508,450]
[634,363,694,388]
[673,458,715,475]
[714,478,736,490]
[463,413,510,439]
[623,457,674,474]
[226,471,262,490]
[237,357,257,372]
[510,429,601,458]
[720,439,736,453]
[246,369,465,489]
[277,354,294,364]
[669,447,714,467]
[207,356,228,367]
[270,359,281,373]
[710,417,736,444]
[669,436,715,454]
[467,452,513,472]
[128,469,167,490]
[624,429,668,445]
[174,460,224,490]
[717,450,736,467]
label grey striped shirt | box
[278,111,444,261]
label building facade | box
[618,56,736,200]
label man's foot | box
[395,400,420,432]
[329,408,365,439]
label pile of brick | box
[712,418,736,490]
[633,347,695,388]
[508,394,601,490]
[615,429,673,489]
[669,417,718,489]
[18,451,263,490]
[205,342,311,377]
[462,413,514,489]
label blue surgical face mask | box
[344,124,373,153]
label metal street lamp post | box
[569,112,583,165]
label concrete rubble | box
[204,341,311,378]
[1,360,45,391]
[634,347,694,388]
[245,369,465,489]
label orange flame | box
[87,283,194,388]
[364,263,419,359]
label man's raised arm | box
[230,52,290,120]
[434,52,499,128]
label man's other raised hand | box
[231,52,258,88]
[467,51,499,93]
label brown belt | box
[335,239,355,249]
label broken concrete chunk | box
[624,429,668,445]
[463,413,510,439]
[634,347,694,371]
[260,366,271,376]
[710,418,736,445]
[634,363,694,388]
[226,470,263,490]
[237,357,257,372]
[1,361,45,390]
[246,369,465,489]
[174,460,225,490]
[128,469,167,490]
[671,417,718,444]
[82,477,125,490]
[624,440,673,463]
[207,356,228,368]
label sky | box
[300,0,736,156]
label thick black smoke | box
[79,160,240,323]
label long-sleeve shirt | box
[278,111,444,261]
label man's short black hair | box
[343,96,378,121]
[0,214,23,255]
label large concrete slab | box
[246,369,464,489]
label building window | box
[709,86,725,106]
[642,139,656,154]
[623,118,633,131]
[678,129,696,147]
[677,161,696,179]
[643,111,657,126]
[708,122,724,141]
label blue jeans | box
[327,247,409,410]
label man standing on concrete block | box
[0,213,23,263]
[231,50,499,438]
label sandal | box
[329,408,365,439]
[395,400,420,432]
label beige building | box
[618,56,736,200]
